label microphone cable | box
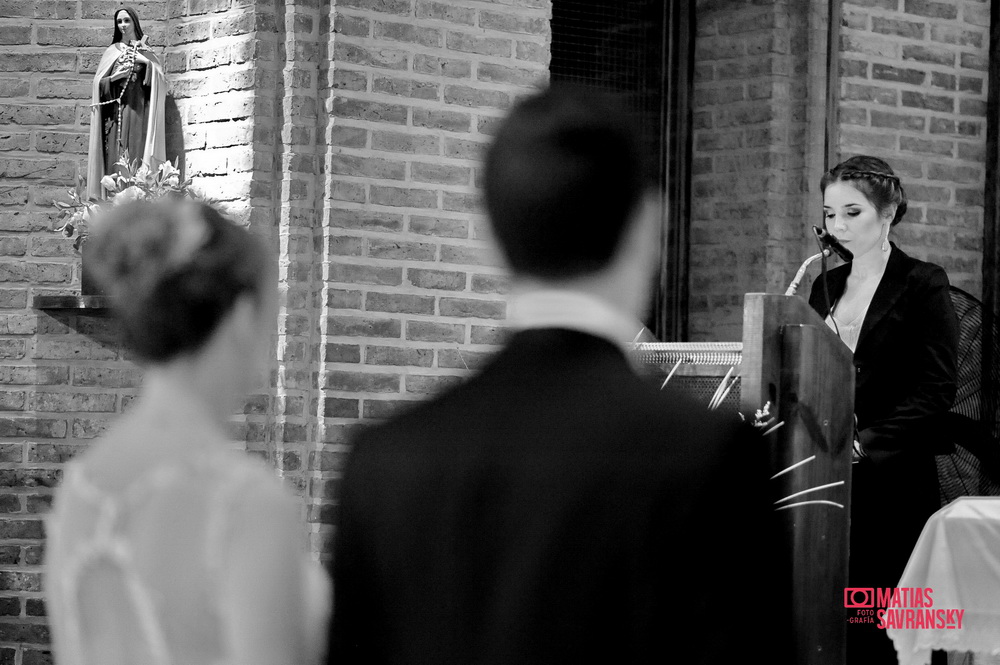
[815,224,841,339]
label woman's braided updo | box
[820,155,907,226]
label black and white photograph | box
[1,1,999,663]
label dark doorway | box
[550,0,694,341]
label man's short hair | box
[484,84,648,280]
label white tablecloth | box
[888,497,1000,665]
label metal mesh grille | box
[638,375,743,415]
[631,342,743,367]
[550,1,662,90]
[549,0,666,177]
[550,1,692,341]
[676,376,742,414]
[630,342,743,415]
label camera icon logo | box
[844,588,875,608]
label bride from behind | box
[45,199,329,665]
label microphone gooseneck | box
[785,250,831,296]
[812,226,854,263]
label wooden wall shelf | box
[32,295,112,312]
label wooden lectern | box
[742,293,854,665]
[632,292,855,664]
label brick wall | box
[689,0,987,341]
[166,0,290,498]
[1,0,993,659]
[0,3,171,660]
[312,0,550,554]
[836,0,988,296]
[0,312,142,661]
[0,0,167,295]
[266,0,331,554]
[0,1,283,661]
[3,0,553,654]
[690,0,832,340]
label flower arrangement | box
[54,151,193,250]
[739,400,785,436]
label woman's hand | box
[851,414,863,460]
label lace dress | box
[46,449,330,665]
[826,299,870,353]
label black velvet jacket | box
[808,243,959,465]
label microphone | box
[785,249,831,296]
[812,226,853,262]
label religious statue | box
[87,7,166,201]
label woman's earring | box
[881,227,889,252]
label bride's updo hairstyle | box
[820,155,908,226]
[87,199,269,364]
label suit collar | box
[505,327,629,361]
[508,288,643,355]
[492,327,638,381]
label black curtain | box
[984,0,1000,436]
[550,0,694,341]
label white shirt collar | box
[507,288,645,354]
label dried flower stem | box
[770,455,816,480]
[774,500,845,511]
[774,480,845,505]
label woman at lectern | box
[807,156,959,665]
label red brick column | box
[311,0,550,558]
[690,0,831,340]
[167,0,284,482]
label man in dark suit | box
[329,85,789,665]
